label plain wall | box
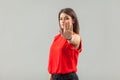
[0,0,120,80]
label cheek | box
[59,22,63,28]
[59,21,62,24]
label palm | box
[60,22,73,39]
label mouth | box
[61,24,64,26]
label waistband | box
[52,72,76,79]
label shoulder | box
[53,34,61,41]
[54,34,61,39]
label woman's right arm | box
[49,75,52,80]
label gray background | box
[0,0,120,80]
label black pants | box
[52,72,79,80]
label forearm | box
[67,34,80,49]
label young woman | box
[48,8,82,80]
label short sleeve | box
[65,39,82,54]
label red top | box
[48,34,82,74]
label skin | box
[49,13,81,80]
[59,13,81,50]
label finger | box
[68,22,70,30]
[63,25,66,33]
[67,22,69,30]
[66,22,68,30]
[70,23,73,31]
[64,23,67,31]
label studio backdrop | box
[0,0,120,80]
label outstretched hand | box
[59,22,73,40]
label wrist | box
[67,36,72,41]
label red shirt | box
[48,34,82,74]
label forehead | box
[60,13,70,17]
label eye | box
[65,17,69,20]
[59,18,62,20]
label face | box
[59,13,74,29]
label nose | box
[61,19,66,23]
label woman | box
[48,8,82,80]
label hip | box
[52,72,79,80]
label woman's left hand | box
[60,22,73,40]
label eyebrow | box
[60,16,69,18]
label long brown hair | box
[58,8,80,34]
